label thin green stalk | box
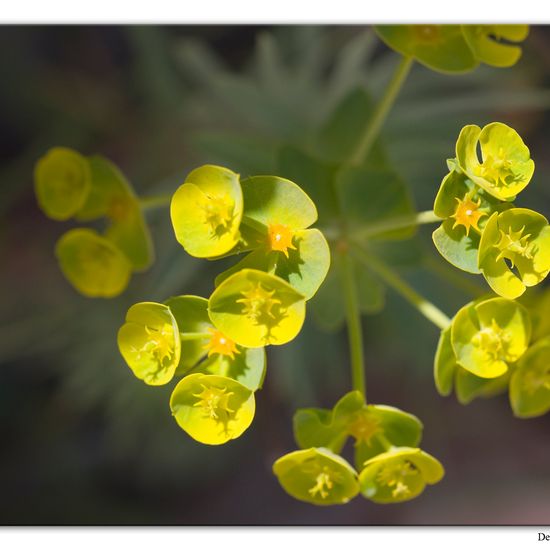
[352,245,451,331]
[338,247,366,397]
[350,55,414,165]
[353,210,440,241]
[139,194,172,210]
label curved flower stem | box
[353,210,440,241]
[349,55,414,166]
[139,194,172,211]
[352,245,451,331]
[338,246,366,398]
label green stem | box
[352,245,451,331]
[338,247,366,398]
[350,55,414,165]
[139,194,172,210]
[353,210,440,241]
[375,433,393,451]
[179,332,207,341]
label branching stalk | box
[139,194,172,210]
[353,210,440,241]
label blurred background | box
[2,25,550,525]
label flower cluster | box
[432,122,550,300]
[34,148,153,297]
[273,391,444,505]
[118,164,330,444]
[375,25,529,73]
[435,292,550,419]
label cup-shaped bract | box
[374,25,477,73]
[55,228,131,298]
[165,295,266,391]
[170,165,243,258]
[273,447,360,506]
[34,147,91,221]
[209,269,306,347]
[216,176,329,300]
[451,297,531,379]
[118,302,181,386]
[455,123,534,201]
[478,209,550,299]
[170,373,255,445]
[359,447,444,504]
[293,391,423,470]
[462,25,529,68]
[432,170,505,273]
[510,337,550,418]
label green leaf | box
[434,326,456,396]
[170,165,244,258]
[273,447,360,506]
[510,337,550,418]
[374,25,478,73]
[241,175,318,230]
[118,301,181,386]
[34,147,91,221]
[359,446,444,504]
[432,219,481,274]
[170,373,255,445]
[55,228,131,298]
[208,269,306,347]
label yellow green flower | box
[208,269,306,347]
[165,295,266,391]
[117,302,181,386]
[216,175,330,299]
[170,373,255,445]
[273,447,360,506]
[451,297,531,379]
[455,122,534,201]
[170,165,243,258]
[359,447,444,504]
[478,209,550,299]
[34,147,91,221]
[55,228,131,298]
[461,25,529,68]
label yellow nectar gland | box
[201,194,234,236]
[267,223,296,258]
[347,411,381,446]
[132,323,175,366]
[193,384,234,421]
[203,327,240,360]
[475,147,514,188]
[472,319,512,363]
[237,282,282,323]
[413,25,440,44]
[308,469,334,500]
[495,226,533,268]
[451,196,486,236]
[376,460,417,499]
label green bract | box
[118,302,181,386]
[216,176,330,299]
[170,165,243,258]
[272,447,360,506]
[34,147,92,221]
[208,269,306,347]
[374,25,477,73]
[451,297,531,378]
[462,25,529,68]
[55,228,131,298]
[359,447,444,504]
[293,391,423,470]
[510,337,550,418]
[455,123,534,201]
[165,295,266,391]
[434,325,510,405]
[170,373,255,445]
[478,209,550,299]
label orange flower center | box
[267,223,296,257]
[204,328,239,359]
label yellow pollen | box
[308,470,333,499]
[347,412,381,446]
[475,147,514,188]
[203,327,240,359]
[495,225,533,267]
[472,319,511,362]
[135,323,175,365]
[201,194,234,235]
[193,384,234,420]
[237,282,282,322]
[451,196,486,236]
[376,460,417,499]
[267,223,296,257]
